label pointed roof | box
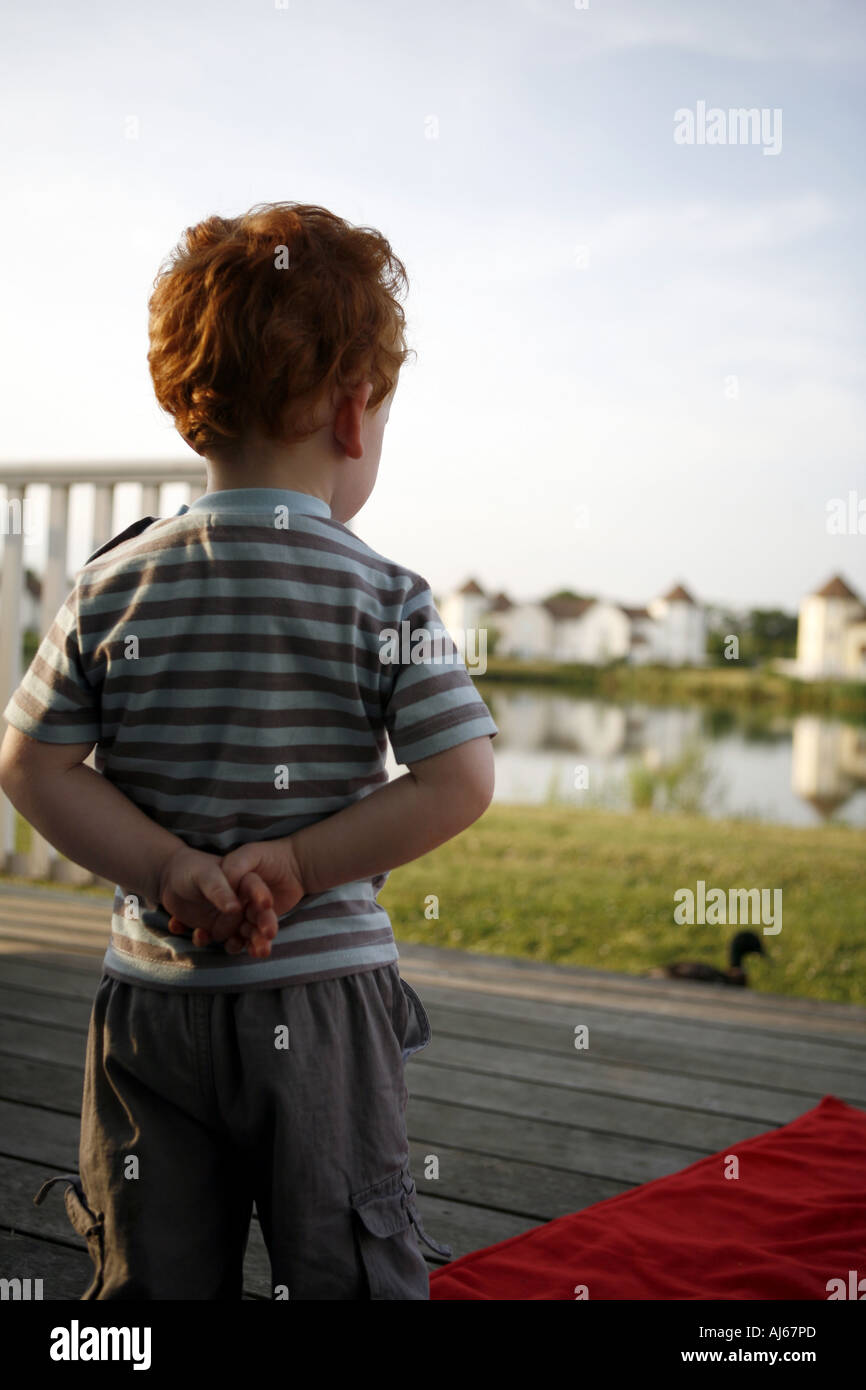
[620,605,650,620]
[487,591,513,612]
[458,578,486,596]
[661,583,696,605]
[812,575,862,602]
[542,595,595,620]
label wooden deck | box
[1,882,865,1299]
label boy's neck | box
[202,447,333,506]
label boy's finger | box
[238,871,273,909]
[197,864,241,914]
[248,927,273,958]
[203,902,247,943]
[249,906,278,937]
[238,905,278,941]
[238,877,277,933]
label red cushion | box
[429,1096,866,1300]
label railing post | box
[0,485,25,871]
[141,483,161,518]
[41,482,70,632]
[92,483,114,553]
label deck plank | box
[421,1003,866,1105]
[409,981,866,1075]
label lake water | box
[388,689,866,829]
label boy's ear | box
[333,381,374,459]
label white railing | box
[0,462,205,881]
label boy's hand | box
[158,846,242,933]
[191,839,306,956]
[158,847,277,958]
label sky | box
[1,0,864,612]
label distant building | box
[439,578,707,666]
[647,584,707,667]
[796,575,866,680]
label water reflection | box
[791,717,866,821]
[451,690,866,827]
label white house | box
[647,583,707,667]
[796,575,866,680]
[438,577,489,642]
[493,598,555,662]
[440,578,707,666]
[619,605,656,665]
[545,595,601,662]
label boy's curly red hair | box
[147,201,412,455]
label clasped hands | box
[158,839,305,959]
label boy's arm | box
[0,728,239,917]
[293,735,495,895]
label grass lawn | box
[379,805,866,1006]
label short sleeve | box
[380,579,498,766]
[2,589,101,745]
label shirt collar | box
[183,487,331,519]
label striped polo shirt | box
[3,487,498,991]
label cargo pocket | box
[34,1173,105,1298]
[398,978,432,1062]
[350,1164,452,1298]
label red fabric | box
[429,1096,866,1300]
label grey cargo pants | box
[34,963,451,1300]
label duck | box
[648,931,767,987]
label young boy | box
[0,201,498,1300]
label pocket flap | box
[350,1169,413,1239]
